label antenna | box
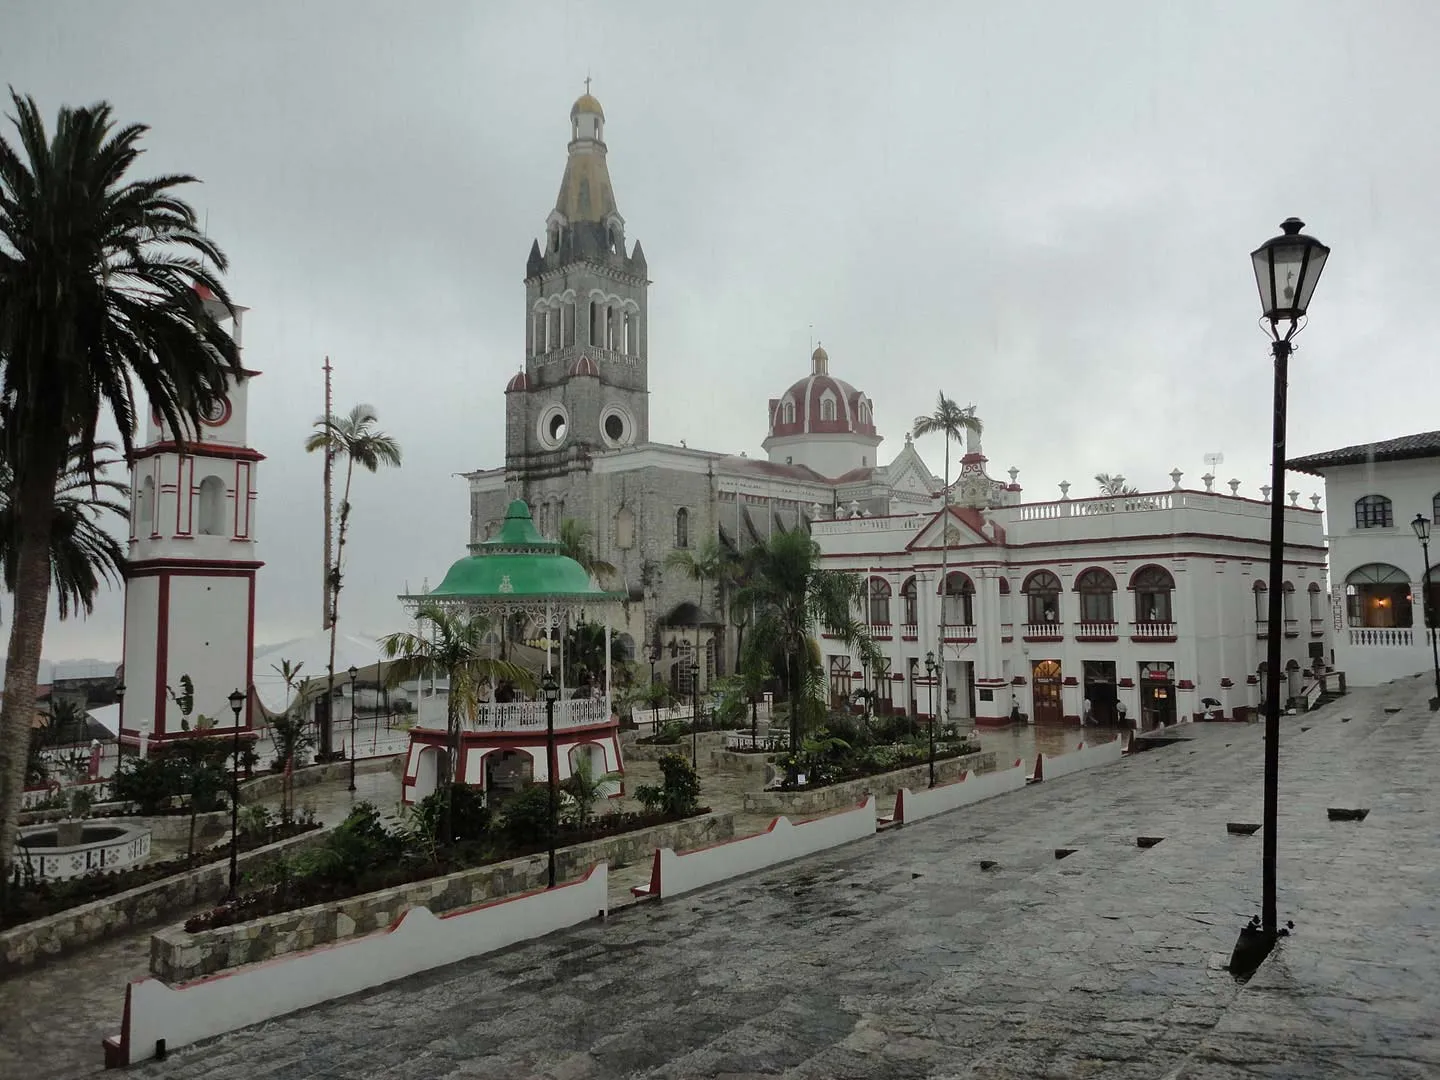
[1204,451,1224,473]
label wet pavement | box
[110,677,1439,1079]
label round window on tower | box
[537,404,570,450]
[599,404,634,449]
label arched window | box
[196,475,227,536]
[1074,568,1116,623]
[941,571,975,626]
[1433,491,1440,526]
[1281,581,1296,623]
[1354,494,1393,529]
[1023,570,1061,625]
[1131,565,1175,623]
[782,399,796,425]
[900,576,918,626]
[675,507,690,549]
[623,311,634,355]
[820,396,836,422]
[1307,582,1323,623]
[1344,563,1412,628]
[589,300,601,346]
[1253,580,1268,622]
[867,577,892,626]
[138,476,155,536]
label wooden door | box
[1032,660,1063,724]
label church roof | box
[766,345,877,441]
[1288,430,1440,474]
[571,93,604,119]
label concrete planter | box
[708,748,778,775]
[239,754,402,804]
[742,751,997,817]
[151,810,736,983]
[622,731,732,763]
[0,826,333,978]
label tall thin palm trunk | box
[0,462,61,880]
[938,438,949,731]
[323,457,356,760]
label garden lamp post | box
[1236,216,1330,973]
[114,681,124,740]
[542,670,560,888]
[690,661,701,768]
[226,688,246,903]
[924,651,938,788]
[860,652,871,720]
[347,665,359,792]
[1412,514,1440,710]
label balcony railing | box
[1000,622,1014,639]
[900,623,919,638]
[1310,617,1326,636]
[1021,622,1064,639]
[870,621,894,638]
[1348,627,1414,648]
[417,697,611,733]
[1131,621,1177,639]
[1256,619,1268,638]
[942,623,977,640]
[1075,621,1118,638]
[1284,618,1299,637]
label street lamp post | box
[690,662,701,768]
[1234,217,1330,975]
[1412,514,1440,710]
[114,682,125,746]
[347,665,359,792]
[860,652,871,722]
[924,651,938,788]
[226,688,246,903]
[542,671,560,888]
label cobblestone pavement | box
[115,677,1439,1079]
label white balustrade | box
[900,623,919,638]
[1021,622,1064,637]
[1075,621,1118,637]
[1348,628,1414,648]
[942,623,977,640]
[1131,621,1177,639]
[413,697,612,733]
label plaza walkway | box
[111,677,1436,1079]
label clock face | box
[200,396,231,426]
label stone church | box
[465,91,1014,688]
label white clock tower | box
[119,287,264,749]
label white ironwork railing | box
[1131,621,1177,639]
[1000,622,1014,637]
[631,704,696,733]
[418,696,611,732]
[1348,628,1414,648]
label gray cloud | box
[4,0,1439,660]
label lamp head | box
[541,671,560,703]
[348,664,358,681]
[1414,514,1432,544]
[1251,217,1330,333]
[227,688,245,714]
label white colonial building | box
[1289,431,1440,688]
[813,444,1329,729]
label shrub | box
[634,753,700,817]
[411,784,490,845]
[292,802,400,885]
[498,784,558,847]
[563,757,619,825]
[239,803,273,839]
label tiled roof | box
[1288,431,1440,475]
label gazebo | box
[397,499,625,804]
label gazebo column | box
[545,601,553,673]
[604,616,613,718]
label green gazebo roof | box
[407,500,619,607]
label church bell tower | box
[119,287,263,749]
[506,88,651,480]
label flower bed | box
[0,822,320,933]
[743,751,997,817]
[775,741,980,790]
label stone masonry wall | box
[742,751,997,817]
[239,754,402,804]
[0,826,333,978]
[151,810,736,983]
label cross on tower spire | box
[584,74,592,95]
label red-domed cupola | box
[762,344,882,478]
[505,370,531,393]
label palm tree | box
[912,394,982,728]
[558,518,617,588]
[304,404,402,759]
[0,93,242,876]
[1095,473,1139,497]
[0,429,128,623]
[735,528,874,751]
[379,603,533,840]
[665,538,726,699]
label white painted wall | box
[1035,738,1124,781]
[647,795,878,898]
[163,575,251,730]
[893,761,1029,823]
[121,577,159,736]
[1316,458,1440,686]
[116,864,609,1065]
[764,431,883,478]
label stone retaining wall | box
[239,754,402,803]
[708,749,776,775]
[622,731,732,763]
[0,826,333,979]
[741,752,996,816]
[151,810,735,983]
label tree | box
[912,394,982,728]
[734,528,875,751]
[0,427,128,624]
[558,518,617,589]
[1095,473,1140,497]
[267,658,309,823]
[665,538,727,694]
[304,404,402,759]
[0,93,242,878]
[379,603,534,841]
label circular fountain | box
[13,820,152,881]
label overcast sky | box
[5,0,1439,662]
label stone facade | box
[741,750,997,816]
[150,811,736,982]
[0,826,331,977]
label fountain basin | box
[13,821,152,881]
